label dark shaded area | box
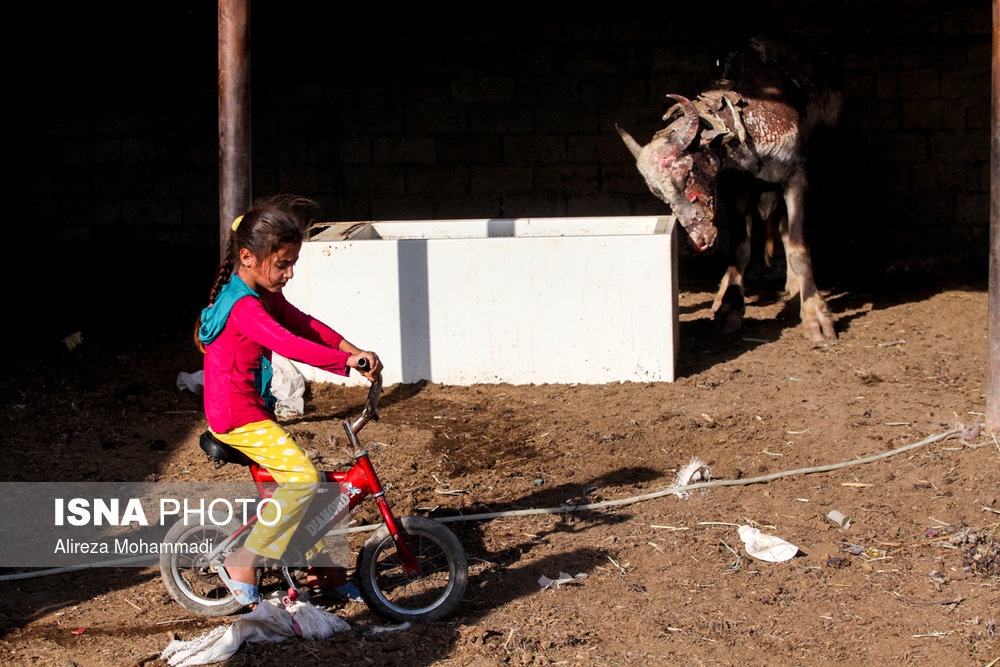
[9,242,217,353]
[7,1,990,350]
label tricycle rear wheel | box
[159,519,246,617]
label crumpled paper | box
[827,510,851,530]
[737,525,799,563]
[160,598,350,667]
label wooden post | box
[218,0,252,260]
[989,0,999,433]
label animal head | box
[617,94,723,254]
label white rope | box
[434,427,965,522]
[0,426,967,581]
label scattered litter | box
[672,457,711,498]
[963,537,1000,577]
[155,618,199,626]
[271,355,306,417]
[177,358,305,411]
[720,539,743,570]
[825,555,851,569]
[928,569,948,585]
[538,572,587,590]
[71,627,86,635]
[960,422,982,442]
[176,371,204,394]
[827,510,851,530]
[362,622,411,637]
[63,331,83,351]
[737,525,799,563]
[160,598,349,667]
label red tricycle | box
[159,361,468,623]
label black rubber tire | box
[356,516,468,623]
[159,518,246,617]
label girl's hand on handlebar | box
[349,352,382,381]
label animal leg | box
[783,175,835,340]
[712,214,752,334]
[758,190,782,269]
[787,249,835,340]
[777,215,799,298]
[712,267,746,334]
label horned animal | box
[617,38,841,341]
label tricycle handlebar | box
[344,358,381,449]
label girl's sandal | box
[306,566,362,603]
[216,565,260,609]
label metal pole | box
[218,0,252,260]
[988,0,999,433]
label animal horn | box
[664,94,700,150]
[615,123,642,159]
[722,95,747,145]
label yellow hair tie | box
[231,215,244,232]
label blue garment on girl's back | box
[198,275,258,345]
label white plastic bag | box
[737,525,799,563]
[271,355,306,417]
[161,598,349,667]
[176,370,204,394]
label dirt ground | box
[1,264,998,667]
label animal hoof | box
[802,319,837,341]
[714,307,744,335]
[802,299,837,341]
[713,285,745,334]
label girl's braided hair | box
[195,194,320,351]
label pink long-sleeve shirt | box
[203,292,350,433]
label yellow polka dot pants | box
[212,420,324,560]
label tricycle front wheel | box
[356,516,468,623]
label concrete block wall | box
[9,1,992,338]
[245,1,991,278]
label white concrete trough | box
[279,215,678,386]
